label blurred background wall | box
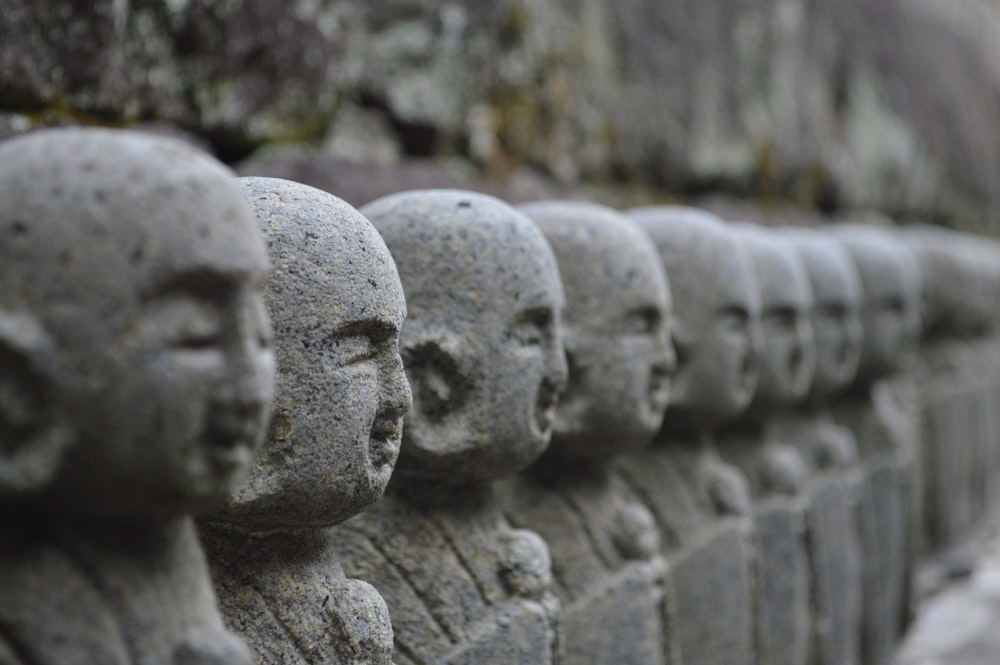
[2,0,998,229]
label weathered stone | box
[236,149,479,208]
[781,228,867,665]
[830,224,923,665]
[499,201,675,665]
[6,1,1000,224]
[331,189,567,665]
[199,177,412,664]
[0,128,273,664]
[901,227,1000,560]
[719,227,815,665]
[616,205,761,665]
[607,0,1000,225]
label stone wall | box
[2,0,999,227]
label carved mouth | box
[534,380,559,437]
[648,362,673,410]
[203,419,258,475]
[739,351,756,393]
[369,416,402,469]
[787,345,803,380]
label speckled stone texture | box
[829,224,923,665]
[719,227,817,665]
[331,189,567,665]
[499,201,674,665]
[615,206,761,665]
[781,228,866,665]
[0,128,274,664]
[199,177,411,665]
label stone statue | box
[782,228,866,665]
[900,226,995,557]
[330,190,567,665]
[717,226,816,665]
[0,128,274,664]
[498,201,675,665]
[199,177,412,665]
[829,224,922,665]
[616,205,761,665]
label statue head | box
[207,178,411,531]
[0,128,274,519]
[828,224,922,385]
[734,227,816,412]
[362,190,567,483]
[897,225,957,341]
[519,201,675,459]
[784,229,863,401]
[628,206,762,434]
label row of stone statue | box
[1,127,997,665]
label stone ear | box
[401,334,469,423]
[0,311,69,497]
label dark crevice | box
[358,91,439,157]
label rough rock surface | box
[2,0,998,225]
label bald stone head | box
[897,225,960,340]
[519,201,675,459]
[735,226,816,412]
[628,206,762,434]
[828,224,922,385]
[207,178,411,532]
[0,128,274,519]
[784,229,863,401]
[362,190,568,483]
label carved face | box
[363,191,568,482]
[786,231,862,399]
[831,227,922,381]
[215,178,411,530]
[522,202,674,458]
[861,263,920,377]
[0,130,276,518]
[682,246,762,420]
[630,207,762,430]
[740,231,816,409]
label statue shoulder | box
[0,541,129,665]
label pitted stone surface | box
[518,200,674,459]
[332,189,566,665]
[211,177,411,531]
[0,128,273,664]
[201,177,411,665]
[500,200,674,665]
[616,205,760,665]
[628,206,762,432]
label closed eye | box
[337,334,376,365]
[155,298,223,351]
[330,319,399,366]
[622,306,661,335]
[510,307,554,347]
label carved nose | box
[661,335,678,377]
[546,344,569,398]
[381,355,413,420]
